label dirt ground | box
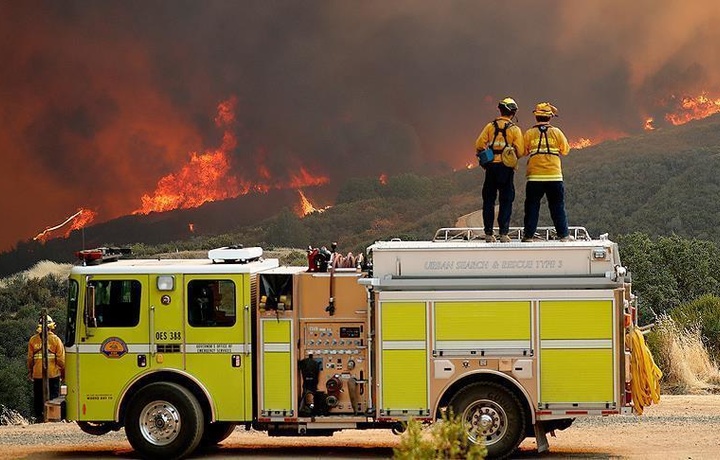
[1,395,719,459]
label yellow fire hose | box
[627,326,662,414]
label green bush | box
[394,412,487,460]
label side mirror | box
[84,284,97,336]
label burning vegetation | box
[134,97,329,215]
[33,209,97,243]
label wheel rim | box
[138,400,182,446]
[462,398,508,446]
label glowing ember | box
[379,173,388,185]
[134,96,329,215]
[644,118,655,131]
[188,223,195,233]
[33,208,97,243]
[665,93,720,126]
[570,138,593,149]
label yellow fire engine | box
[61,227,654,459]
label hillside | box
[1,113,719,275]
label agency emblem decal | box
[101,337,128,358]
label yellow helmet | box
[498,97,518,112]
[533,102,558,118]
[36,315,56,333]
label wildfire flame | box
[33,208,97,243]
[188,223,195,233]
[134,96,329,215]
[379,173,388,185]
[570,138,593,149]
[644,117,655,131]
[296,190,330,217]
[665,93,720,126]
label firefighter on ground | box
[475,97,524,243]
[27,315,65,421]
[520,102,572,242]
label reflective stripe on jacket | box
[27,332,65,379]
[520,123,570,181]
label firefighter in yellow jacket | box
[27,315,65,421]
[520,102,572,242]
[475,97,525,242]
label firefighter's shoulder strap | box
[531,124,559,156]
[490,119,514,153]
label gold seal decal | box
[101,337,128,358]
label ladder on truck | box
[433,226,593,242]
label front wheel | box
[125,382,204,460]
[448,382,526,459]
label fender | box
[433,369,536,425]
[114,368,215,422]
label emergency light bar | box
[75,247,131,265]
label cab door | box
[183,274,251,421]
[76,275,149,421]
[147,273,185,372]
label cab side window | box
[89,280,141,327]
[188,280,236,327]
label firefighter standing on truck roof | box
[27,315,65,421]
[520,102,573,242]
[475,97,525,243]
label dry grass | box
[652,317,720,394]
[23,260,73,279]
[0,260,73,287]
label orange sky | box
[2,1,720,251]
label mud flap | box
[534,422,550,453]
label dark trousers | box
[33,377,60,421]
[482,164,515,235]
[523,181,569,238]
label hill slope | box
[1,114,719,275]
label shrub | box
[668,294,720,359]
[646,316,720,394]
[393,412,487,460]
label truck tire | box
[448,382,526,460]
[125,382,204,460]
[200,422,237,446]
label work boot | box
[559,235,575,242]
[499,234,511,243]
[485,234,496,243]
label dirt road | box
[2,395,719,459]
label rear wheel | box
[201,422,237,446]
[448,382,526,459]
[125,382,204,460]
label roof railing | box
[432,226,592,242]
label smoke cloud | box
[2,0,720,250]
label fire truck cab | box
[63,228,639,459]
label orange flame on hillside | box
[296,190,330,217]
[134,97,329,215]
[644,118,655,131]
[570,138,592,149]
[665,93,720,126]
[379,173,388,185]
[33,208,97,243]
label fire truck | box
[61,227,647,459]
